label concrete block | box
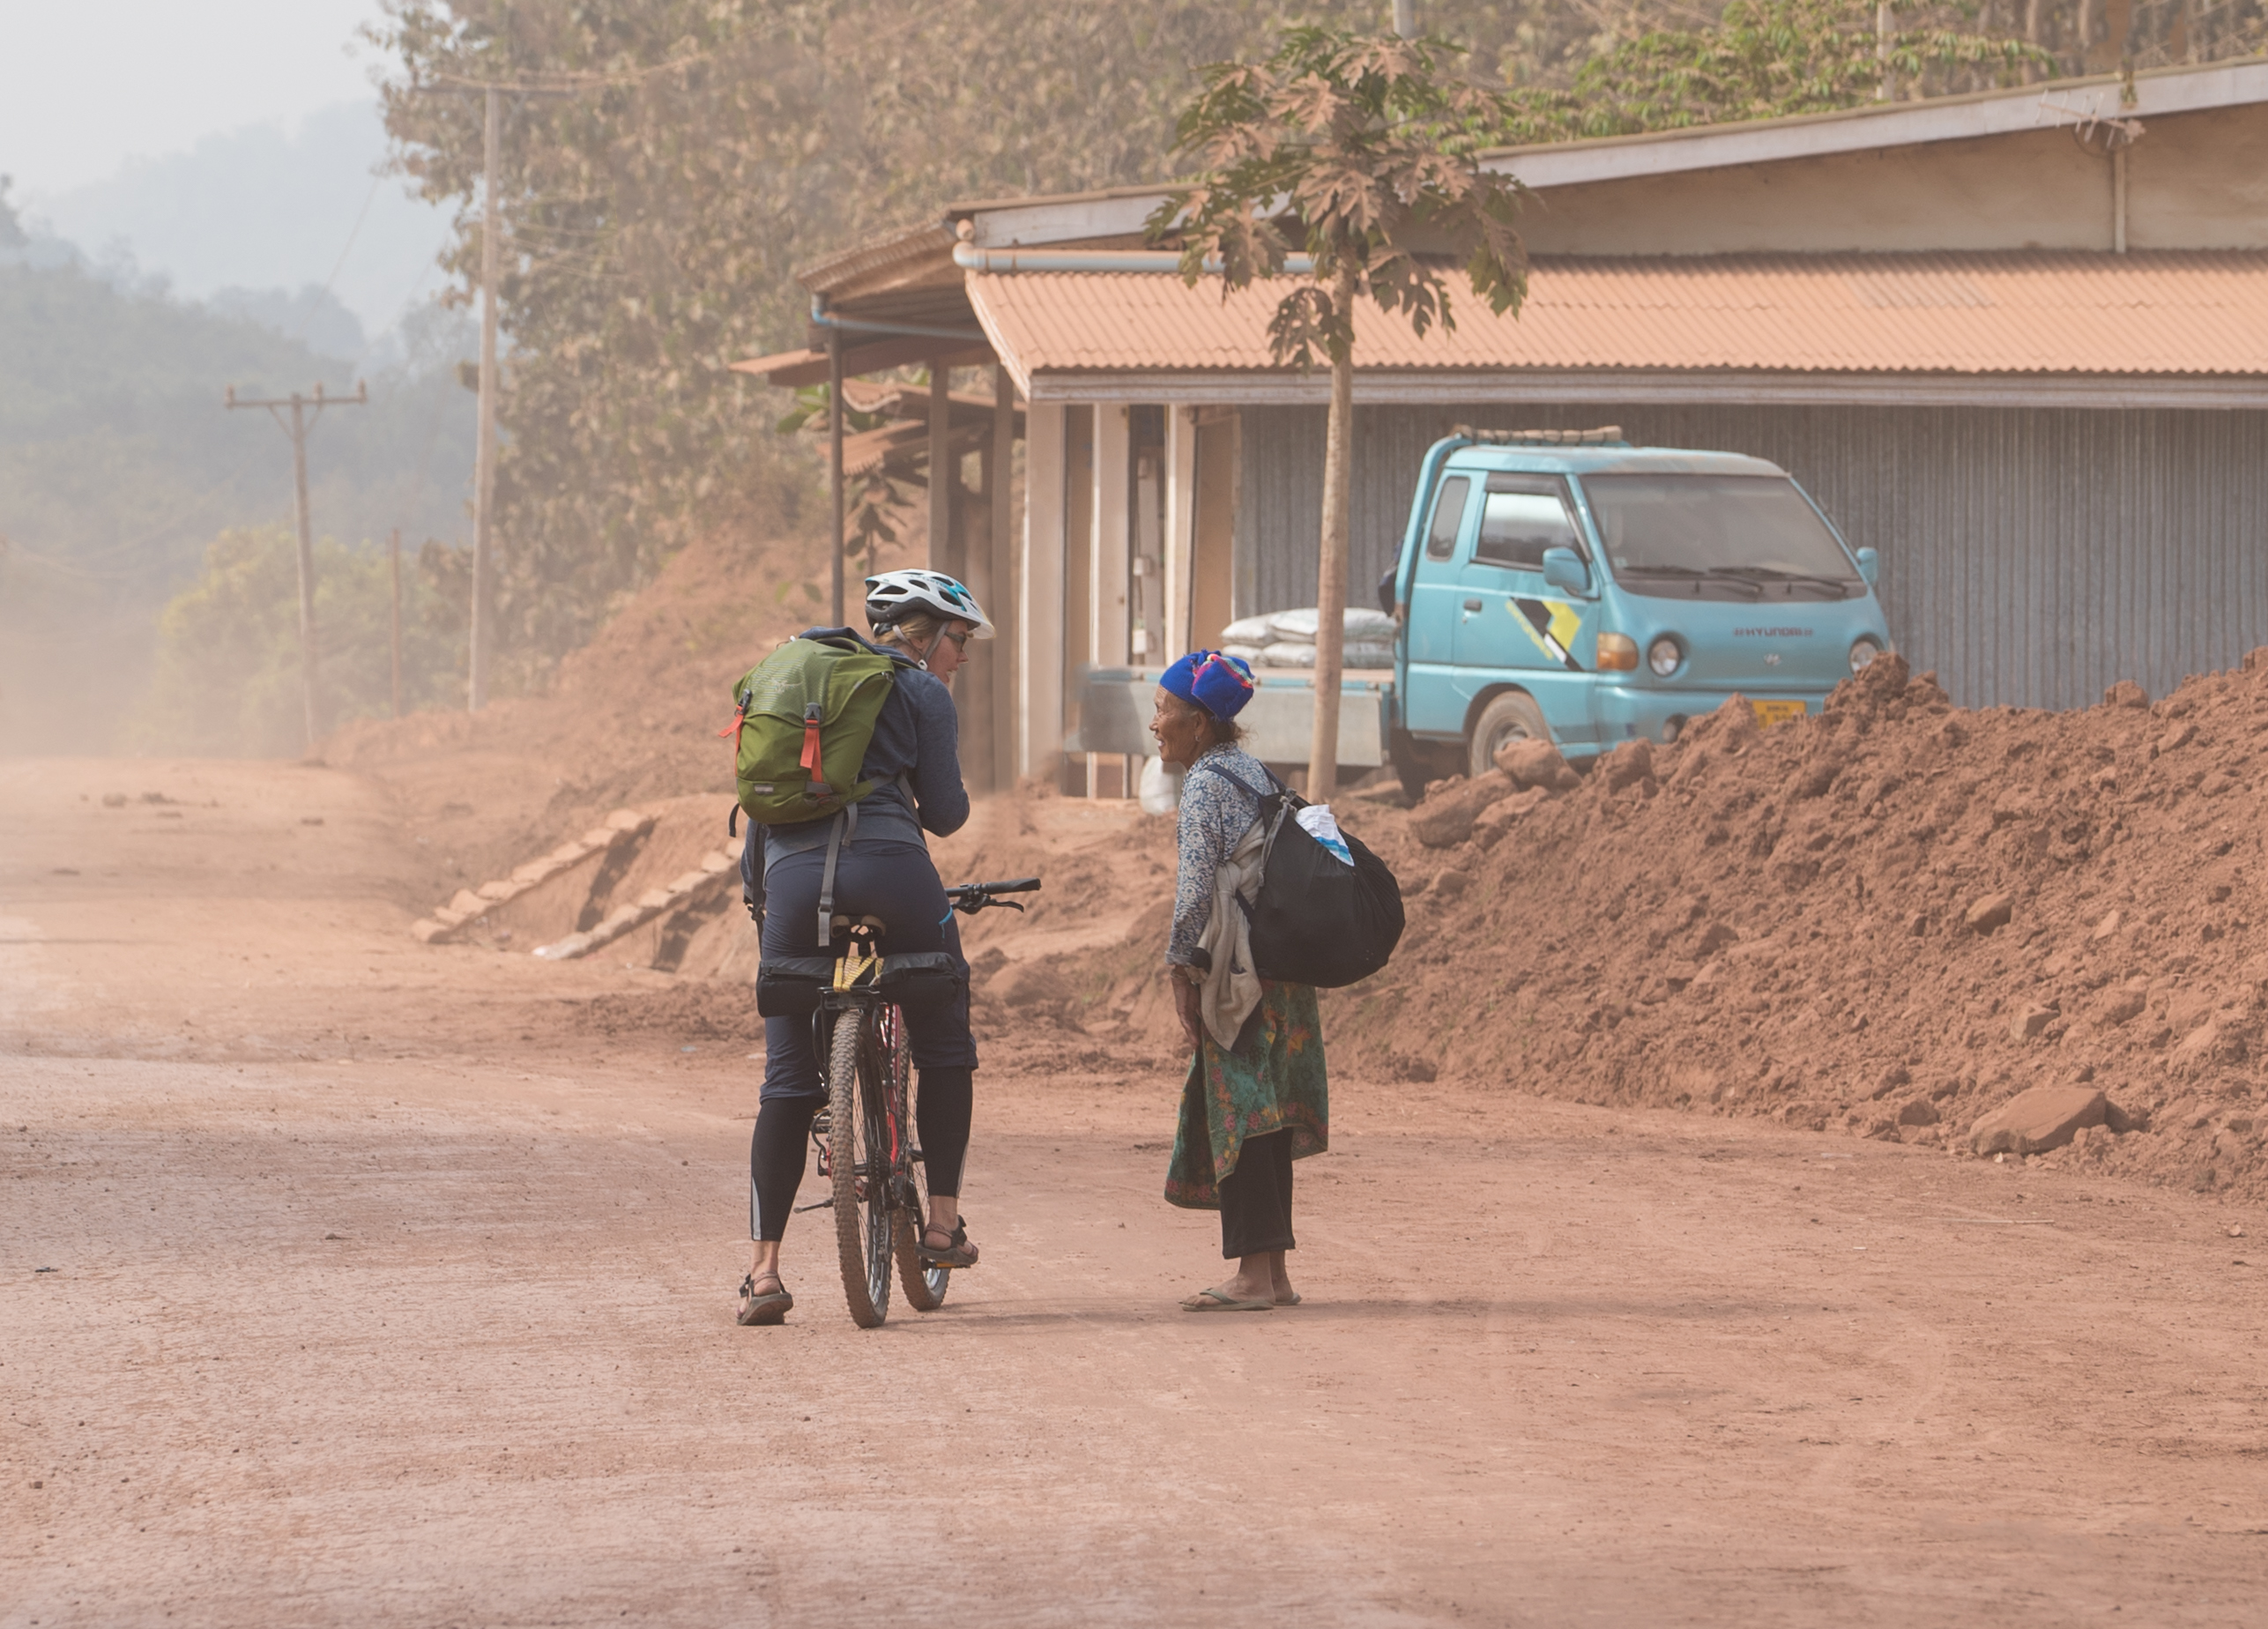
[1969,1085,2108,1157]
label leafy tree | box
[143,526,468,757]
[367,1,1595,688]
[1501,0,2049,141]
[1156,28,1524,800]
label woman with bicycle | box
[1148,651,1328,1313]
[737,569,991,1326]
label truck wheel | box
[1469,691,1550,779]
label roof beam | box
[732,336,994,388]
[1020,367,2268,412]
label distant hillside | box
[26,100,452,343]
[0,187,475,755]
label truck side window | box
[1424,475,1472,560]
[1475,475,1581,570]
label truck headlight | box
[1849,637,1883,673]
[1647,636,1683,677]
[1597,633,1639,672]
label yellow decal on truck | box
[1511,598,1585,673]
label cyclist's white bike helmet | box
[864,569,996,640]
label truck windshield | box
[1582,473,1862,599]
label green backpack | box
[726,633,899,825]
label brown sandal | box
[737,1273,792,1325]
[918,1220,979,1268]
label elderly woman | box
[1147,650,1328,1313]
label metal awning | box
[962,251,2268,410]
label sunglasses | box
[938,629,971,651]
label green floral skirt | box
[1164,980,1329,1209]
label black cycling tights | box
[750,1066,973,1241]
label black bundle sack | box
[1197,762,1405,989]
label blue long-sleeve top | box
[1166,743,1271,966]
[740,628,968,890]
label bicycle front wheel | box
[827,1008,892,1328]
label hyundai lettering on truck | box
[1380,428,1893,796]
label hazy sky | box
[1,0,390,197]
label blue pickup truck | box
[1380,428,1892,794]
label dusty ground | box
[6,755,2268,1626]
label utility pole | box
[469,84,502,712]
[409,76,573,707]
[389,528,405,718]
[225,378,369,755]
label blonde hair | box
[874,607,952,651]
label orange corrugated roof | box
[967,253,2268,378]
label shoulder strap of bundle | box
[1190,759,1288,804]
[1191,758,1298,890]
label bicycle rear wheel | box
[827,1008,892,1328]
[885,1007,951,1313]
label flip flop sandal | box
[1275,1291,1303,1306]
[918,1219,979,1268]
[1181,1288,1275,1313]
[737,1274,792,1326]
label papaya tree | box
[1153,27,1526,800]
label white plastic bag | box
[1138,755,1183,815]
[1295,803,1354,865]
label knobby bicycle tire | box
[827,1008,891,1328]
[887,1005,951,1313]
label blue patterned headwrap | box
[1160,649,1256,720]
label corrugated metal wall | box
[1237,401,2268,710]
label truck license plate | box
[1750,699,1808,727]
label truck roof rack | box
[1452,425,1626,446]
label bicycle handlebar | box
[943,876,1042,915]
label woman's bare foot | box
[1270,1253,1300,1306]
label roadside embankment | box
[1320,651,2268,1203]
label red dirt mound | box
[1322,651,2268,1203]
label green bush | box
[143,526,468,757]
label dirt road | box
[5,757,2266,1625]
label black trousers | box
[1217,1129,1296,1259]
[748,837,978,1243]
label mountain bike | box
[803,877,1040,1328]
